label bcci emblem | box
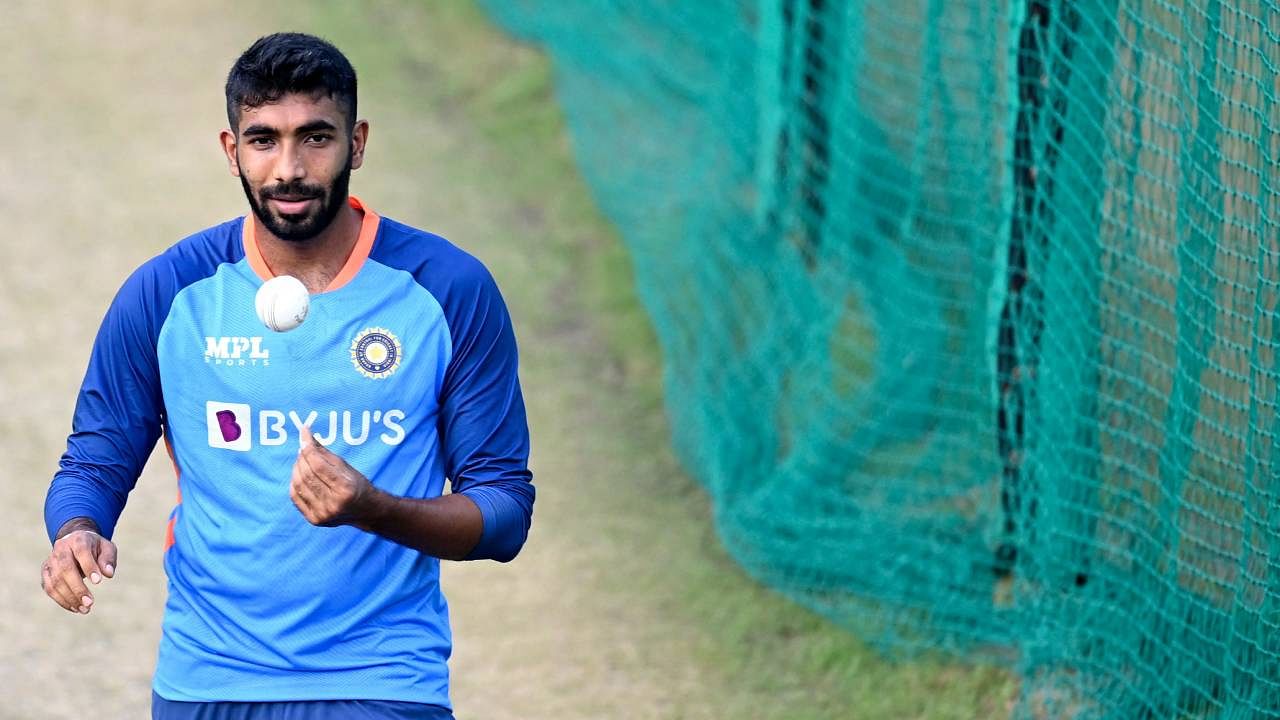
[351,327,403,380]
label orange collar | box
[242,195,380,293]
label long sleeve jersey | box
[43,196,535,708]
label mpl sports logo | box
[206,401,406,451]
[205,336,270,367]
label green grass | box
[285,2,1018,716]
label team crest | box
[351,327,403,380]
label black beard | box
[240,153,353,243]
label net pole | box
[997,0,1055,577]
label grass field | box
[0,2,1014,718]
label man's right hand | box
[41,519,117,615]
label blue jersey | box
[44,197,535,708]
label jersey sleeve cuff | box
[43,501,118,545]
[459,482,534,563]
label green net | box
[480,0,1280,716]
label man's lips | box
[268,196,318,215]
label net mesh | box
[480,1,1280,716]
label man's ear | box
[349,120,369,171]
[219,128,240,177]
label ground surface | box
[0,3,1013,718]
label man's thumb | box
[299,424,335,455]
[97,540,118,578]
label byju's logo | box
[205,337,270,367]
[206,401,252,451]
[205,401,407,451]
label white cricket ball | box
[255,275,310,332]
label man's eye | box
[247,138,273,148]
[306,134,332,144]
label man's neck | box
[254,202,362,294]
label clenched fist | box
[290,425,377,527]
[41,521,117,614]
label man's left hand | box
[290,426,377,527]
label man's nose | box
[272,142,306,183]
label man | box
[40,33,534,720]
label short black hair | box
[225,33,357,131]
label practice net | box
[481,1,1280,717]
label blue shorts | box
[151,692,454,720]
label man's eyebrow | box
[240,124,278,137]
[295,120,339,134]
